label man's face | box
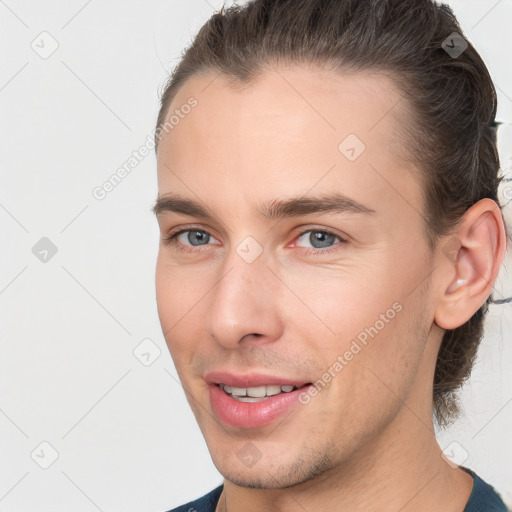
[155,66,439,488]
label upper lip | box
[204,371,311,388]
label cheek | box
[279,259,399,350]
[155,254,206,353]
[155,255,177,333]
[280,258,423,395]
[325,283,429,424]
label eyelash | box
[161,226,346,256]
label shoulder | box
[462,467,510,512]
[164,485,224,512]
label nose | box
[204,249,283,349]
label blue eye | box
[295,229,344,252]
[182,230,210,246]
[163,229,216,248]
[296,230,339,249]
[162,227,345,255]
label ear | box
[434,198,507,330]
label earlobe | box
[434,199,506,330]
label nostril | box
[240,333,263,342]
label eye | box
[161,226,346,255]
[176,230,210,246]
[162,228,220,250]
[294,229,346,253]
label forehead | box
[156,65,423,229]
[162,65,410,154]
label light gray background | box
[1,1,511,511]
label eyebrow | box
[152,193,376,221]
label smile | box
[219,383,300,402]
[205,373,314,428]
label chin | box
[211,445,338,490]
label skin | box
[154,65,506,512]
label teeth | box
[220,384,298,398]
[247,386,266,397]
[265,385,282,396]
[235,396,266,403]
[231,386,247,396]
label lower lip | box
[208,384,311,429]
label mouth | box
[205,372,314,428]
[218,383,309,402]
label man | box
[152,0,510,510]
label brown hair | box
[155,0,508,427]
